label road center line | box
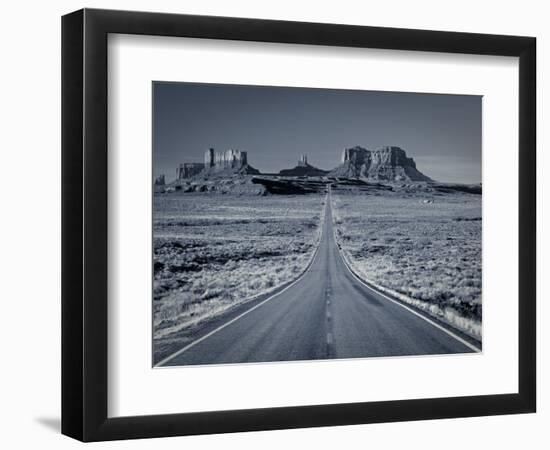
[156,192,330,367]
[327,187,481,353]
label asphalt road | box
[160,189,479,367]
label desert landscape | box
[153,192,325,362]
[331,185,482,339]
[153,145,482,365]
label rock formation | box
[203,148,260,176]
[154,174,166,193]
[176,163,204,179]
[279,154,329,177]
[329,146,431,181]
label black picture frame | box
[61,8,536,442]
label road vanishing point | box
[158,187,480,367]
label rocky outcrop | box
[203,148,260,176]
[330,146,370,178]
[176,163,204,179]
[279,154,329,177]
[329,146,431,181]
[154,175,166,193]
[252,177,326,195]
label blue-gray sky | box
[153,82,481,183]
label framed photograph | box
[62,8,536,441]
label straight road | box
[159,188,479,367]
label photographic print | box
[152,82,482,367]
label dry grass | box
[331,189,482,338]
[153,193,325,340]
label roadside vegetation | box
[331,189,482,339]
[153,193,325,346]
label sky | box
[153,82,482,183]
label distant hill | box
[329,146,431,182]
[279,155,329,177]
[203,148,260,176]
[202,164,260,178]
